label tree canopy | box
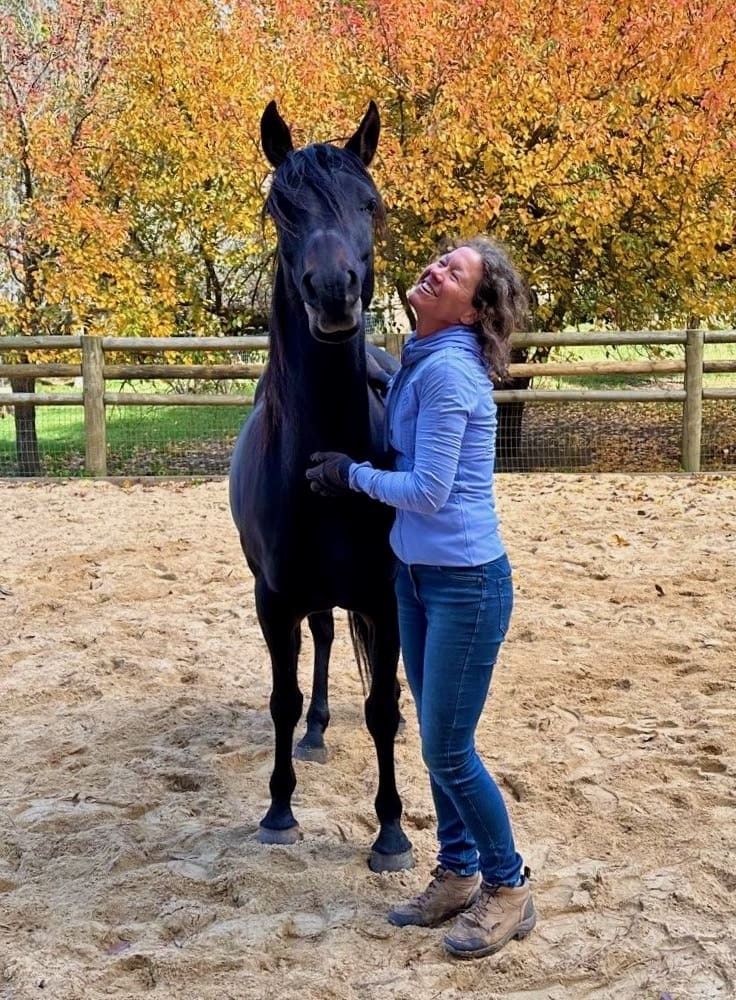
[2,0,735,338]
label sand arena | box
[0,475,734,999]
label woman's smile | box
[408,246,483,337]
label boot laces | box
[463,883,503,928]
[415,865,451,906]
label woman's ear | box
[460,306,479,326]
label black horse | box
[229,101,412,872]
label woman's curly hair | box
[460,236,529,382]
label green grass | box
[535,342,736,390]
[107,401,249,448]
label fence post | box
[82,334,107,476]
[681,326,704,472]
[383,329,402,359]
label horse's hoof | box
[368,847,414,873]
[257,824,302,845]
[293,742,328,764]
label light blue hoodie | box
[349,324,505,566]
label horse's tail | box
[348,611,373,696]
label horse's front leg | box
[360,602,414,873]
[294,610,334,764]
[255,575,303,844]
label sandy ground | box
[0,475,734,1000]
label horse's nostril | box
[347,269,359,292]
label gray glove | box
[306,451,353,496]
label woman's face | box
[408,246,483,338]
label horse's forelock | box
[265,143,384,235]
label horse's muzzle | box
[305,302,363,342]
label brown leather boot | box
[388,866,482,928]
[443,873,536,958]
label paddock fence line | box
[1,328,735,477]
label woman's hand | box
[306,452,353,496]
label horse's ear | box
[261,101,294,168]
[344,101,380,167]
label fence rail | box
[1,329,735,476]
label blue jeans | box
[395,555,523,886]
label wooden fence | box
[1,329,736,476]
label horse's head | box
[261,101,382,344]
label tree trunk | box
[10,374,42,476]
[495,346,532,471]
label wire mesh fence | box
[0,401,84,477]
[105,402,251,477]
[495,398,736,473]
[0,392,253,478]
[2,387,735,478]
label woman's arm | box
[351,358,476,512]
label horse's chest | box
[268,502,391,597]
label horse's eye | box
[363,197,378,214]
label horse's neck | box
[268,296,371,455]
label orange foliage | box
[1,0,735,339]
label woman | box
[306,236,536,960]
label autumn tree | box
[95,0,276,339]
[255,0,736,454]
[284,0,736,333]
[0,0,129,472]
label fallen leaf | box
[107,940,132,956]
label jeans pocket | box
[495,575,514,638]
[438,566,484,584]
